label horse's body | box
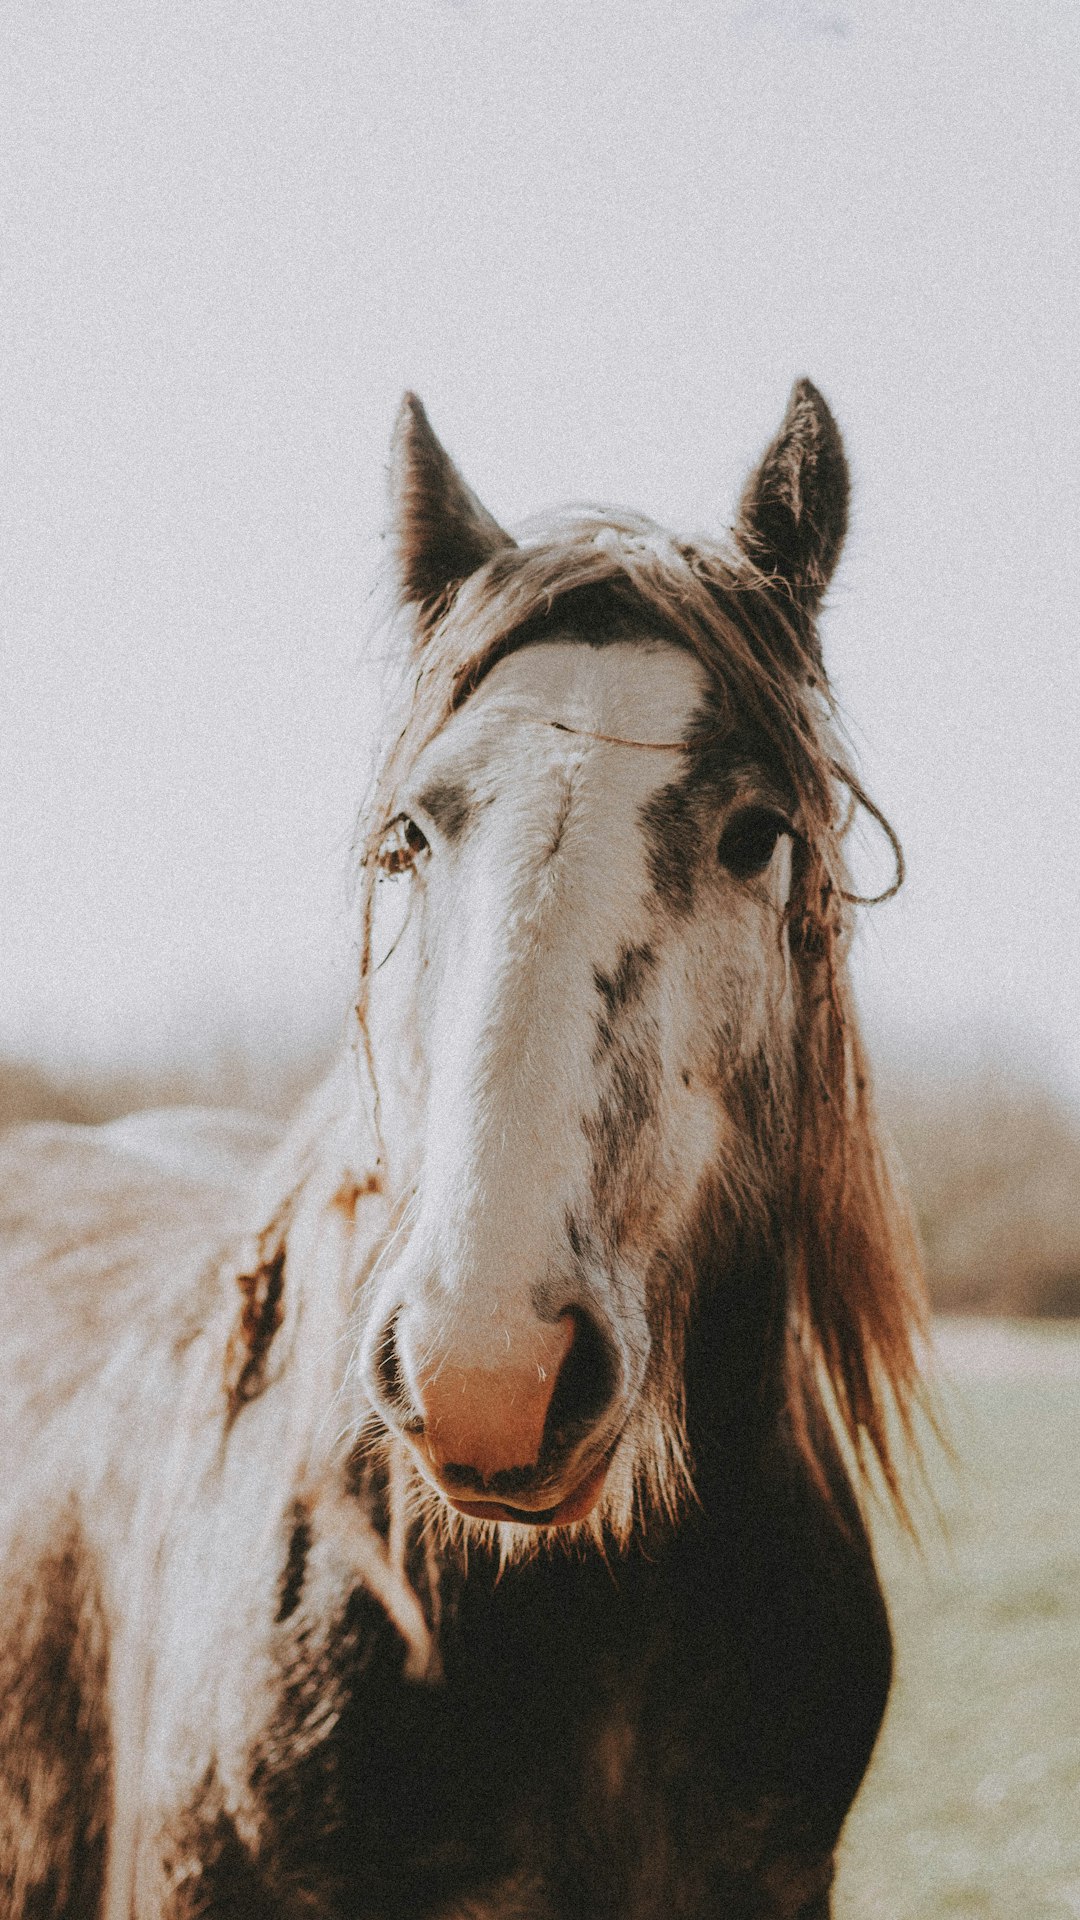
[0,384,922,1918]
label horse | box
[0,380,925,1919]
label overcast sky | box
[2,0,1078,1102]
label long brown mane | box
[356,505,926,1524]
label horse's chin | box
[437,1456,611,1530]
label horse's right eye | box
[717,807,788,880]
[375,815,429,877]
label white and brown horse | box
[0,382,924,1919]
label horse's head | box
[356,387,922,1547]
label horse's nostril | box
[544,1308,618,1447]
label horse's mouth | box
[440,1454,611,1529]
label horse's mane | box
[356,510,927,1525]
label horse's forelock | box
[360,513,843,872]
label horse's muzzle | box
[363,1302,622,1525]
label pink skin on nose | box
[414,1316,575,1483]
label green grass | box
[836,1323,1080,1920]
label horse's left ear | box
[389,393,515,637]
[735,379,849,612]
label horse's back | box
[0,1103,281,1494]
[0,1102,277,1295]
[0,1102,278,1218]
[95,1103,281,1184]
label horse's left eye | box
[718,807,788,880]
[376,815,429,877]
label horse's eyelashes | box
[376,814,430,877]
[717,807,788,880]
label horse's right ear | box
[388,394,515,637]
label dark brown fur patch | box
[583,1016,662,1252]
[593,943,654,1028]
[564,1209,585,1263]
[640,778,703,915]
[585,1048,656,1180]
[638,697,791,921]
[417,777,479,842]
[0,1529,111,1920]
[225,1245,286,1417]
[344,1441,393,1539]
[276,1502,312,1625]
[161,1774,270,1918]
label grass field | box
[836,1320,1080,1920]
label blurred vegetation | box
[837,1326,1080,1919]
[3,1045,1080,1318]
[887,1073,1080,1319]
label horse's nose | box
[398,1307,614,1486]
[408,1314,574,1482]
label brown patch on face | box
[224,1244,286,1418]
[602,1044,656,1159]
[584,936,668,1260]
[592,943,655,1048]
[416,777,479,843]
[722,1037,797,1200]
[638,674,798,921]
[583,1025,659,1242]
[640,777,703,915]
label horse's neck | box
[233,1051,386,1467]
[252,1050,372,1216]
[681,1231,873,1568]
[680,1233,790,1498]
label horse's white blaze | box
[363,635,797,1499]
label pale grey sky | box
[2,0,1078,1098]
